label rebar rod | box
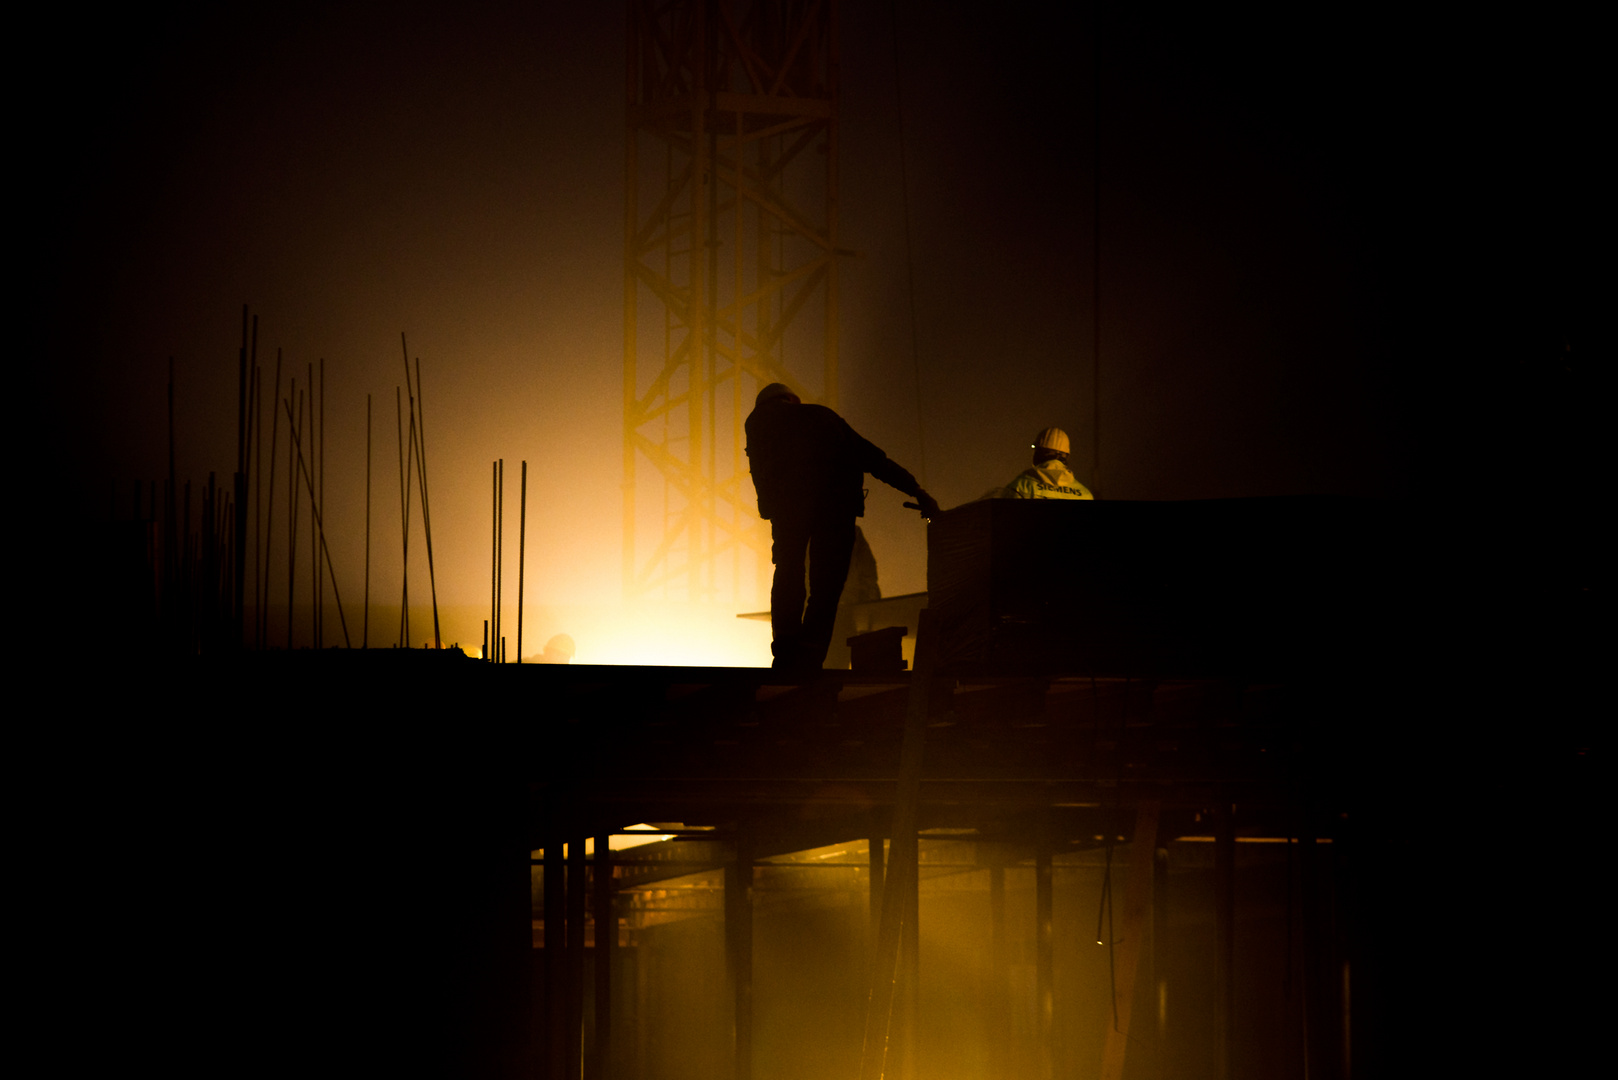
[262,349,282,647]
[497,458,504,662]
[403,343,442,648]
[396,387,411,648]
[308,361,318,648]
[223,495,236,651]
[203,472,215,649]
[287,382,301,650]
[490,461,497,662]
[364,393,371,649]
[518,460,527,663]
[165,358,177,640]
[318,357,325,647]
[282,397,352,648]
[233,309,247,645]
[253,361,262,647]
[234,309,255,647]
[182,478,192,651]
[236,306,248,476]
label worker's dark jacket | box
[745,402,921,523]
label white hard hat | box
[1033,427,1070,454]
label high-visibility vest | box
[1003,462,1094,500]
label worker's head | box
[1032,426,1070,465]
[542,633,576,664]
[756,382,800,408]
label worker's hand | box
[915,491,942,522]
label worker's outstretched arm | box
[866,449,939,520]
[847,422,939,519]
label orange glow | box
[1175,836,1333,844]
[536,825,678,862]
[531,601,773,667]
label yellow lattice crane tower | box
[624,0,839,603]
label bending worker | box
[745,383,940,671]
[1001,427,1095,499]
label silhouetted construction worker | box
[1000,426,1094,500]
[745,383,939,671]
[540,633,575,664]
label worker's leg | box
[769,520,812,668]
[799,516,857,668]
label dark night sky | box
[36,2,1599,659]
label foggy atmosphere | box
[30,2,1598,1079]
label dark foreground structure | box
[61,498,1596,1080]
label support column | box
[900,835,919,1080]
[869,836,885,948]
[1214,802,1236,1080]
[989,862,1008,1080]
[544,828,565,1080]
[859,611,935,1080]
[593,832,614,1080]
[567,830,587,1080]
[1099,801,1161,1080]
[1299,818,1341,1080]
[726,835,755,1080]
[1153,845,1170,1053]
[1035,841,1053,1080]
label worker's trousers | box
[769,514,855,670]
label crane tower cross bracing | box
[624,0,840,603]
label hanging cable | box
[1091,4,1103,493]
[889,0,928,486]
[1096,800,1119,1028]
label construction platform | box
[58,497,1597,1080]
